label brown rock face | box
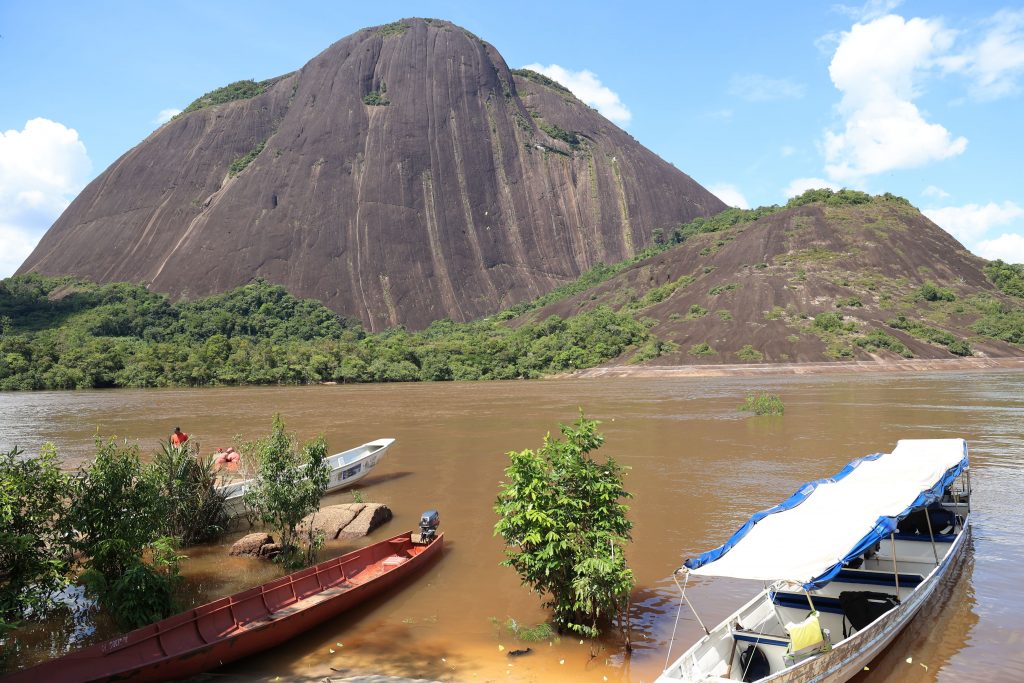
[301,503,393,539]
[18,18,724,330]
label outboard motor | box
[418,509,440,544]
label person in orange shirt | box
[170,426,189,446]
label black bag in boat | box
[838,590,900,635]
[896,505,956,535]
[739,644,770,682]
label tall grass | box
[151,443,228,545]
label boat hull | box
[764,522,971,682]
[659,519,972,682]
[4,531,442,683]
[221,438,394,519]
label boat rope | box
[664,571,702,671]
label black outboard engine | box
[418,509,440,544]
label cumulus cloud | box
[155,108,182,125]
[728,74,805,101]
[521,63,632,126]
[974,233,1024,264]
[0,118,91,277]
[709,184,749,209]
[783,177,841,199]
[943,9,1024,101]
[923,201,1024,244]
[824,14,967,183]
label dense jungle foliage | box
[0,274,650,390]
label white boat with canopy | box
[219,438,395,519]
[657,438,971,682]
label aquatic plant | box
[739,393,785,416]
[151,442,228,546]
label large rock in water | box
[301,503,393,539]
[17,18,725,331]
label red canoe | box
[5,531,443,683]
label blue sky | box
[2,0,1023,277]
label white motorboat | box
[658,438,971,682]
[220,438,395,519]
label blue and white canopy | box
[684,439,968,590]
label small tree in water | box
[243,415,329,569]
[494,414,634,643]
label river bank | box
[570,355,1024,379]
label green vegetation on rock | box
[887,316,972,356]
[181,75,291,115]
[854,329,913,358]
[537,120,580,148]
[228,141,266,177]
[984,260,1024,298]
[736,344,764,362]
[688,342,715,356]
[511,68,572,94]
[915,282,956,302]
[376,21,410,37]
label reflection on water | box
[2,369,1023,681]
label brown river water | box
[2,369,1023,682]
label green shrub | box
[835,296,863,308]
[717,309,733,321]
[971,309,1024,344]
[915,282,956,302]
[709,283,739,296]
[984,260,1024,298]
[363,90,390,106]
[181,76,291,114]
[376,21,409,37]
[813,312,846,332]
[151,442,228,546]
[494,415,633,639]
[887,316,972,355]
[504,618,555,642]
[854,330,913,358]
[686,304,708,319]
[537,120,580,147]
[736,345,764,362]
[228,141,266,177]
[739,393,784,415]
[242,415,330,569]
[0,445,73,622]
[688,342,715,356]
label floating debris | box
[508,648,532,657]
[497,644,505,652]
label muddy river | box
[2,369,1022,681]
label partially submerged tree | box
[494,414,634,643]
[151,441,228,545]
[70,438,183,629]
[243,415,329,569]
[0,445,73,625]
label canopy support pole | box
[924,506,940,566]
[890,533,900,594]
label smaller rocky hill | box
[523,191,1024,365]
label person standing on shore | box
[170,426,189,446]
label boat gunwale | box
[666,514,971,682]
[12,530,443,681]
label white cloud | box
[708,184,749,209]
[833,0,904,22]
[824,15,967,182]
[521,63,632,126]
[783,177,841,199]
[975,233,1024,264]
[155,108,182,125]
[922,185,950,199]
[0,118,91,277]
[943,9,1024,101]
[728,74,805,102]
[923,201,1024,244]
